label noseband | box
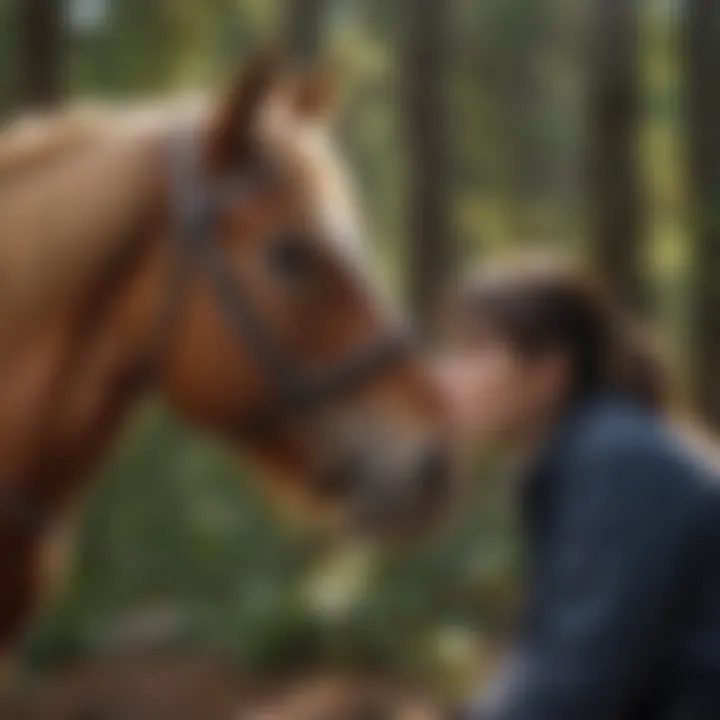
[159,127,410,433]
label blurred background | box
[1,0,717,716]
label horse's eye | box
[268,236,314,282]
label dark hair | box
[455,255,673,413]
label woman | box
[439,256,720,720]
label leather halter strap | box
[158,126,410,433]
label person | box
[438,254,720,720]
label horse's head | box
[148,52,453,537]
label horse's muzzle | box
[315,440,453,537]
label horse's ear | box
[291,65,339,121]
[206,47,286,172]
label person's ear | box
[205,47,286,173]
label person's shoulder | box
[570,396,664,457]
[566,396,719,502]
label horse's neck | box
[0,110,169,338]
[0,243,174,658]
[0,108,209,657]
[0,118,171,513]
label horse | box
[0,51,452,657]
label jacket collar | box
[518,392,636,499]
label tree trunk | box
[18,0,65,109]
[402,0,453,337]
[686,0,720,428]
[285,0,329,62]
[587,0,644,311]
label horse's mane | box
[0,101,203,179]
[0,102,199,336]
[0,108,105,180]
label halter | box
[0,127,410,538]
[159,126,410,434]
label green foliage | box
[66,0,280,97]
[21,402,515,689]
[4,0,691,697]
[0,0,17,118]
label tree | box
[686,0,720,428]
[402,0,454,336]
[587,0,645,311]
[17,0,65,108]
[285,0,330,62]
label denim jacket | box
[468,396,720,720]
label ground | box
[0,653,447,719]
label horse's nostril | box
[315,453,363,501]
[416,446,450,506]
